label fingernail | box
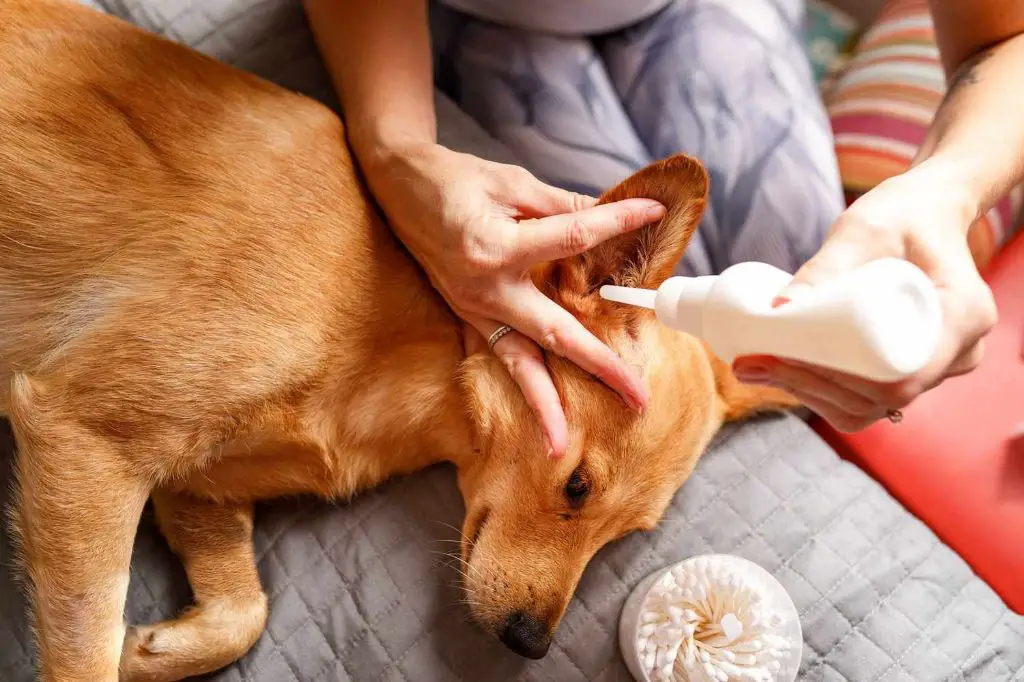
[627,375,649,413]
[734,364,771,385]
[617,389,643,414]
[772,283,813,308]
[644,201,667,221]
[543,436,561,460]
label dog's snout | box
[499,611,551,659]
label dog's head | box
[454,155,796,658]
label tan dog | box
[0,1,797,680]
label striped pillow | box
[825,0,1022,270]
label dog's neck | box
[326,331,473,495]
[299,236,477,498]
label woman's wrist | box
[902,156,984,235]
[348,117,437,179]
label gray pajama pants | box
[430,0,845,277]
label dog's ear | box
[535,154,708,333]
[703,345,802,422]
[548,154,709,298]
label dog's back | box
[0,0,427,427]
[0,5,477,678]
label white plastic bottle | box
[600,258,942,383]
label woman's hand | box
[732,162,996,431]
[362,142,665,456]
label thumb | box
[774,231,878,307]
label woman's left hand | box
[732,162,997,431]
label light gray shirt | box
[437,0,673,35]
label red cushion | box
[814,233,1024,614]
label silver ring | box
[487,324,514,351]
[886,409,903,424]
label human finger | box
[732,356,879,416]
[470,316,569,458]
[783,386,885,433]
[492,165,597,217]
[500,285,649,412]
[512,199,665,264]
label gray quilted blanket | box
[3,410,1023,680]
[2,1,1023,680]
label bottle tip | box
[600,285,657,310]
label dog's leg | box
[119,489,267,682]
[9,377,150,682]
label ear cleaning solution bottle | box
[600,258,942,383]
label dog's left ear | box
[537,154,709,313]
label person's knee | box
[719,150,843,273]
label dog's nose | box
[499,611,551,659]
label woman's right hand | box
[361,142,666,458]
[733,161,997,431]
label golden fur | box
[0,1,797,679]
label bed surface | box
[3,413,1022,680]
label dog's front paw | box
[119,624,182,682]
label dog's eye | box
[564,467,589,508]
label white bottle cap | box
[601,277,717,339]
[654,276,717,338]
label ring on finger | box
[487,324,515,351]
[886,409,903,424]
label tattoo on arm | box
[942,47,996,103]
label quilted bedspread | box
[3,409,1023,680]
[2,1,1024,680]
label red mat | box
[814,233,1024,614]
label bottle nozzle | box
[599,285,657,310]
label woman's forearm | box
[303,0,435,165]
[912,1,1024,226]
